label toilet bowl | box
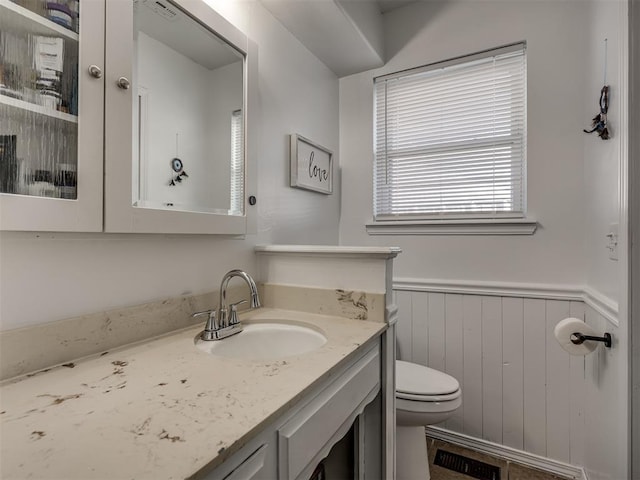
[395,360,462,480]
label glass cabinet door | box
[0,0,104,231]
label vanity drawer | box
[202,442,271,480]
[223,444,268,480]
[278,344,381,480]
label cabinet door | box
[103,0,250,234]
[202,441,276,480]
[0,0,104,231]
[279,345,381,480]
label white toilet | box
[395,360,462,480]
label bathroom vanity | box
[202,311,385,480]
[0,246,400,479]
[0,308,386,479]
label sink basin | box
[194,322,327,360]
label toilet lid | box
[396,360,460,396]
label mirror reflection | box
[132,0,245,215]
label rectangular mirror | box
[133,0,244,216]
[104,0,254,234]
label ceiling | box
[136,0,242,70]
[261,0,419,77]
[375,0,417,14]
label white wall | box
[206,0,342,243]
[582,0,625,306]
[248,3,341,244]
[579,3,629,479]
[339,0,588,287]
[137,32,217,210]
[630,1,640,477]
[0,0,340,331]
[343,1,629,477]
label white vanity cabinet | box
[0,0,105,232]
[201,341,383,480]
[1,0,255,235]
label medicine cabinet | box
[0,0,256,234]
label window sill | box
[365,217,538,235]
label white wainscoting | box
[393,281,619,472]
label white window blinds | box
[230,109,244,216]
[374,43,527,220]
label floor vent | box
[433,449,501,480]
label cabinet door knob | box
[88,65,103,78]
[116,77,131,90]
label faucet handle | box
[228,300,247,325]
[192,309,219,332]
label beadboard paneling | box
[427,293,446,372]
[393,287,611,466]
[481,296,503,444]
[462,295,483,438]
[569,301,586,468]
[501,297,524,450]
[522,298,547,456]
[444,294,464,432]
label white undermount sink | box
[194,321,327,360]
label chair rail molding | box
[582,285,619,327]
[393,278,619,326]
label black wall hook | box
[570,332,612,348]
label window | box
[372,43,533,234]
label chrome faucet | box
[192,269,261,341]
[218,269,261,327]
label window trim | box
[374,42,525,83]
[366,217,538,235]
[371,42,530,234]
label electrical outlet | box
[606,223,619,261]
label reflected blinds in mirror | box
[230,109,243,215]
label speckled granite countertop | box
[0,308,386,480]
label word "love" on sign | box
[308,151,329,183]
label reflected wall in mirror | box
[132,0,244,216]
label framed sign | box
[290,134,333,195]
